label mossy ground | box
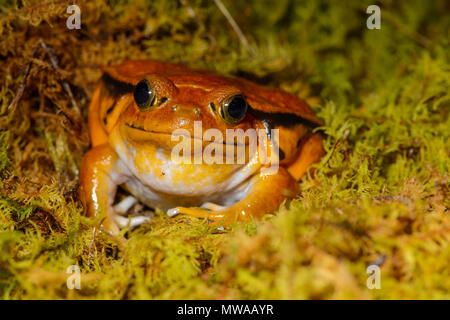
[0,0,449,299]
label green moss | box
[0,0,448,299]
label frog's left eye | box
[220,95,248,125]
[134,79,156,111]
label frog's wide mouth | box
[125,123,249,146]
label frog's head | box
[122,72,256,152]
[104,60,322,167]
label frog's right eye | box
[134,79,156,111]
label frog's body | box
[80,60,324,234]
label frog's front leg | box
[167,167,298,226]
[79,144,129,235]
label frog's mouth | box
[125,123,249,147]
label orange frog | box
[80,60,324,235]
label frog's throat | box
[124,123,248,146]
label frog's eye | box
[220,95,248,125]
[134,79,156,111]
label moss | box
[0,0,448,299]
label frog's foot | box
[114,196,153,229]
[167,206,226,225]
[115,215,151,229]
[167,168,300,226]
[113,196,138,215]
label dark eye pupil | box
[134,80,150,106]
[227,96,247,120]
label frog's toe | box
[167,207,181,217]
[113,196,138,215]
[200,202,226,211]
[115,215,151,229]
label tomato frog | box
[79,60,325,235]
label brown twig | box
[359,5,432,48]
[5,47,38,114]
[39,40,81,118]
[180,0,217,49]
[86,226,97,267]
[213,0,256,56]
[383,11,431,48]
[38,39,85,137]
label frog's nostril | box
[170,105,202,117]
[194,108,202,117]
